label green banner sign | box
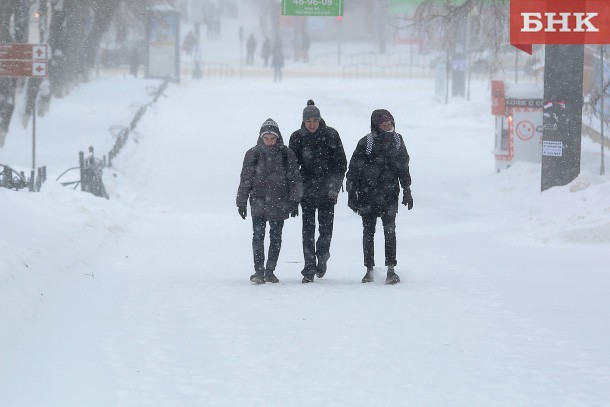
[282,0,344,16]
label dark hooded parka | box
[237,119,303,220]
[346,109,411,216]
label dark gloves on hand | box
[347,193,359,214]
[290,202,299,218]
[328,190,339,205]
[402,188,413,210]
[238,207,247,219]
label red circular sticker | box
[516,120,535,141]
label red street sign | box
[0,44,47,60]
[0,60,47,77]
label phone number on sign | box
[293,0,333,5]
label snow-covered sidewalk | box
[0,74,609,406]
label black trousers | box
[301,203,334,272]
[252,217,284,272]
[362,211,397,268]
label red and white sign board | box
[493,81,544,171]
[510,0,610,54]
[0,43,48,77]
[0,60,47,77]
[0,44,48,61]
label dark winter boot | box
[361,267,374,283]
[315,261,327,279]
[385,267,400,285]
[264,270,279,283]
[301,266,315,283]
[301,274,314,283]
[250,270,266,284]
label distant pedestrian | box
[346,109,413,285]
[236,119,303,284]
[289,100,347,283]
[182,31,196,55]
[271,38,284,82]
[302,31,310,63]
[261,36,271,67]
[129,48,139,77]
[246,33,257,65]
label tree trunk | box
[0,1,19,146]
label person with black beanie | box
[346,109,413,285]
[289,100,347,283]
[237,118,303,284]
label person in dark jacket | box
[289,100,347,283]
[261,36,271,67]
[271,37,284,82]
[246,33,257,65]
[346,109,413,285]
[237,118,303,284]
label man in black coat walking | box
[289,100,347,283]
[346,109,413,285]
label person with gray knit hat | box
[346,109,413,285]
[237,118,303,284]
[288,100,347,283]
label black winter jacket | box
[236,134,303,221]
[346,115,411,216]
[288,119,347,207]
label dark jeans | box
[301,203,334,273]
[252,218,284,272]
[362,211,397,268]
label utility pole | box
[601,44,606,175]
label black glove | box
[347,193,359,214]
[290,202,299,218]
[402,188,413,210]
[328,190,338,205]
[238,206,247,219]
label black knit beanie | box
[259,118,281,138]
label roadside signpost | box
[0,60,47,77]
[0,44,48,61]
[0,43,48,169]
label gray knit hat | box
[302,99,321,121]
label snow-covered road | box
[1,76,609,406]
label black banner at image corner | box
[541,45,584,192]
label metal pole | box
[445,50,450,105]
[514,47,519,83]
[239,26,243,79]
[32,98,36,169]
[337,19,342,65]
[601,44,606,175]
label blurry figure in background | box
[302,31,310,63]
[346,109,413,285]
[236,119,303,284]
[246,33,257,65]
[182,31,196,55]
[261,36,271,67]
[289,100,347,283]
[129,48,139,77]
[271,37,284,82]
